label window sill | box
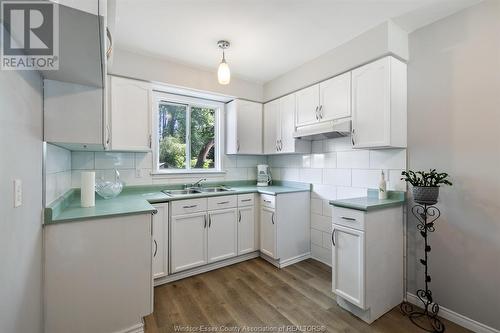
[151,170,227,177]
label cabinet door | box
[351,57,390,148]
[263,100,279,154]
[208,209,238,263]
[260,206,277,259]
[110,76,151,151]
[238,206,256,255]
[333,224,365,309]
[319,72,351,122]
[296,84,319,127]
[152,203,168,279]
[171,212,207,273]
[279,94,296,154]
[237,100,263,154]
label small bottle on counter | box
[378,170,388,200]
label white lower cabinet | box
[152,203,169,279]
[170,211,208,273]
[260,206,277,259]
[238,205,257,255]
[331,205,403,324]
[208,208,238,262]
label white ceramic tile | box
[311,198,323,214]
[324,137,352,152]
[270,168,281,180]
[117,169,153,186]
[311,213,332,233]
[236,155,266,168]
[322,231,333,250]
[352,169,381,188]
[95,152,135,169]
[323,152,337,168]
[336,186,367,199]
[312,140,324,153]
[337,150,369,169]
[311,228,323,246]
[311,244,332,266]
[388,169,407,191]
[268,154,301,168]
[323,200,333,217]
[301,154,312,168]
[135,152,153,169]
[369,149,406,169]
[311,184,336,200]
[310,154,324,168]
[280,168,300,181]
[299,168,322,184]
[247,167,257,180]
[71,151,95,170]
[45,173,57,205]
[225,168,248,180]
[223,155,237,168]
[323,169,351,186]
[46,144,71,173]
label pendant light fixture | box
[217,40,231,85]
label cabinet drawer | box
[260,194,275,209]
[333,207,365,231]
[207,195,237,210]
[237,194,255,207]
[171,198,207,215]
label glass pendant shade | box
[218,58,230,85]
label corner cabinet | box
[331,205,403,324]
[109,76,152,151]
[226,99,263,154]
[351,56,407,149]
[263,95,311,154]
[152,203,168,279]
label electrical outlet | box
[14,179,22,208]
[135,169,142,178]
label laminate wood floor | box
[144,258,470,333]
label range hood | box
[293,118,351,140]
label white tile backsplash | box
[71,152,95,170]
[323,169,351,186]
[369,149,406,169]
[337,150,370,169]
[45,144,72,205]
[95,152,135,169]
[351,169,381,188]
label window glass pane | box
[158,103,187,169]
[190,106,216,169]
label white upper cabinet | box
[225,100,263,154]
[263,99,280,154]
[263,95,311,155]
[319,72,351,121]
[296,84,320,127]
[109,76,152,151]
[351,56,407,149]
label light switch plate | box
[14,179,22,207]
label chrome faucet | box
[186,178,207,188]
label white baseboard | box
[406,293,499,333]
[154,252,259,286]
[310,255,332,267]
[114,322,144,333]
[278,252,311,268]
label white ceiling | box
[113,0,480,83]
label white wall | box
[0,69,43,331]
[407,0,500,329]
[263,21,408,101]
[70,152,266,187]
[110,47,264,102]
[45,144,72,205]
[268,137,406,265]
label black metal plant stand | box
[400,203,445,333]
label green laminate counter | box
[329,189,405,211]
[45,180,311,225]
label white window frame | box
[152,91,223,174]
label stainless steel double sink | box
[162,186,233,197]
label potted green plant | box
[401,169,452,204]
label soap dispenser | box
[378,170,388,200]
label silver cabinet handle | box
[204,215,207,228]
[351,128,355,146]
[217,201,230,205]
[341,216,356,221]
[183,205,197,209]
[276,140,279,152]
[279,140,283,151]
[315,106,319,120]
[153,239,158,257]
[237,139,240,152]
[241,199,252,202]
[106,27,113,59]
[238,211,242,222]
[271,212,275,224]
[319,105,323,119]
[208,214,212,228]
[331,229,336,246]
[264,200,272,203]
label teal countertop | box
[45,180,311,225]
[329,189,405,211]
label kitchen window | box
[152,92,223,173]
